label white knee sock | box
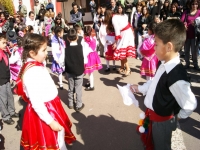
[89,73,94,87]
[113,60,115,67]
[146,76,153,81]
[106,60,110,68]
[59,73,63,87]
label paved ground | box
[0,54,200,150]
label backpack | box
[194,16,200,38]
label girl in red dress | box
[15,33,76,150]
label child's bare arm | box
[49,120,63,131]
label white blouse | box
[104,34,115,52]
[112,14,129,37]
[23,58,58,124]
[9,50,22,66]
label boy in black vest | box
[0,33,19,125]
[65,28,85,112]
[130,19,197,150]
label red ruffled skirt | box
[105,45,115,60]
[21,96,76,150]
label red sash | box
[14,61,44,102]
[120,23,131,32]
[140,109,173,150]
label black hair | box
[22,33,47,62]
[64,27,68,33]
[54,26,63,46]
[117,3,125,15]
[26,25,34,33]
[17,37,23,47]
[67,28,77,41]
[154,19,186,52]
[100,3,107,8]
[84,26,92,36]
[0,12,8,20]
[54,16,62,26]
[148,22,157,34]
[73,24,82,31]
[28,11,34,17]
[0,33,6,40]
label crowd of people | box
[0,0,198,150]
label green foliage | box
[0,0,15,15]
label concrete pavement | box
[0,56,200,150]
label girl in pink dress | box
[83,26,102,91]
[139,22,158,80]
[9,37,23,81]
[44,11,52,37]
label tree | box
[0,0,15,15]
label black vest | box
[0,54,10,86]
[65,44,84,76]
[152,63,190,116]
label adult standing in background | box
[124,0,134,23]
[18,0,27,19]
[38,4,46,34]
[70,3,83,28]
[111,4,136,75]
[26,11,39,34]
[181,0,200,70]
[110,0,118,13]
[46,0,54,12]
[34,0,40,20]
[90,0,96,19]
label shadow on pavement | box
[15,97,26,131]
[0,120,5,150]
[68,112,143,150]
[100,77,127,87]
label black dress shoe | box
[112,67,116,71]
[194,65,200,70]
[85,87,95,91]
[104,68,110,72]
[3,118,15,125]
[76,103,85,112]
[184,65,189,69]
[11,113,20,118]
[84,83,90,87]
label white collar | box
[70,42,78,46]
[161,55,180,74]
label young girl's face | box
[0,14,5,21]
[58,30,64,37]
[30,43,47,63]
[148,29,153,35]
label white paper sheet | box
[57,128,68,150]
[117,84,139,107]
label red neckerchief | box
[0,19,6,27]
[0,49,8,66]
[14,61,44,102]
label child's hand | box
[130,84,139,93]
[49,120,63,131]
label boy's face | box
[154,36,168,61]
[0,38,7,50]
